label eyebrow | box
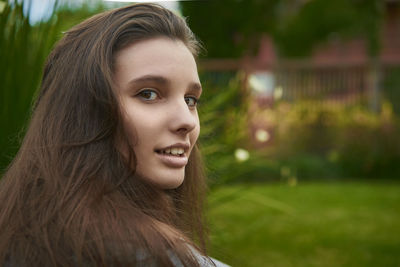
[127,74,202,93]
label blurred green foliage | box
[0,0,62,172]
[383,67,400,115]
[267,101,400,179]
[274,0,383,57]
[199,73,400,184]
[181,0,383,58]
[181,0,280,58]
[181,0,398,183]
[198,73,258,185]
[0,0,106,172]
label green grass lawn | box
[207,180,400,267]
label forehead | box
[114,37,199,84]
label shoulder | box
[207,256,231,267]
[186,246,231,267]
[169,251,231,267]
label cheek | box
[191,118,201,143]
[124,106,163,136]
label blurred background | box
[1,0,400,266]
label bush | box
[253,101,400,180]
[199,72,400,184]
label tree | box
[180,0,280,58]
[180,0,384,59]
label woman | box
[0,3,228,266]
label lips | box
[154,143,190,168]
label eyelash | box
[136,89,199,108]
[185,96,199,107]
[137,89,158,101]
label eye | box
[137,89,158,101]
[185,96,198,107]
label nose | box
[169,99,198,135]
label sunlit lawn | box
[207,180,400,267]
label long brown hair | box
[0,3,209,266]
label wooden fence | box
[199,59,400,112]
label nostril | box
[177,127,188,133]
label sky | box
[26,0,181,24]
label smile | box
[155,143,190,157]
[157,147,185,157]
[154,143,190,168]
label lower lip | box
[155,153,188,168]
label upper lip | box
[155,143,190,153]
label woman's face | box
[114,37,201,189]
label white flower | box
[255,129,270,143]
[235,148,249,162]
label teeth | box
[161,147,184,155]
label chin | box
[139,171,185,190]
[157,176,185,190]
